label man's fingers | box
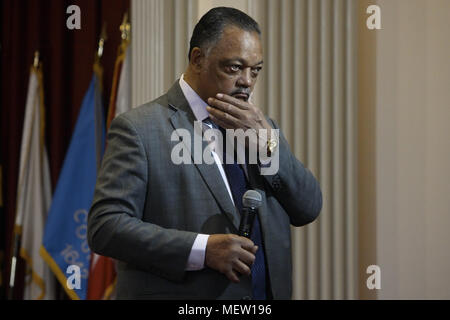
[237,236,258,264]
[208,113,231,129]
[239,237,257,252]
[226,269,240,283]
[207,98,245,119]
[238,248,256,267]
[207,106,241,128]
[208,113,244,132]
[215,93,250,110]
[233,259,252,276]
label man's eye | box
[251,67,262,76]
[229,65,240,72]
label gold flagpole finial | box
[120,12,131,41]
[33,51,40,68]
[97,23,108,59]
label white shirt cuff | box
[185,234,210,271]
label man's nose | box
[236,68,252,87]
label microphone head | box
[242,190,262,209]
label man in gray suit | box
[88,7,322,300]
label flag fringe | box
[102,276,117,300]
[39,246,80,300]
[19,247,46,300]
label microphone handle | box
[238,207,256,238]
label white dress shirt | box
[179,74,236,271]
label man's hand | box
[206,93,277,152]
[205,234,258,283]
[207,93,272,133]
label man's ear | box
[189,47,204,73]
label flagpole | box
[94,25,106,173]
[8,229,21,299]
[33,51,40,68]
[96,23,108,61]
[93,23,107,94]
[8,51,40,299]
[106,13,130,130]
[120,12,130,41]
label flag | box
[87,253,116,300]
[41,62,105,300]
[13,64,56,300]
[87,32,131,300]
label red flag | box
[87,254,117,299]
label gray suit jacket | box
[87,81,322,300]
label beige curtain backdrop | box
[358,0,450,299]
[131,0,359,300]
[247,0,358,300]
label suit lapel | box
[167,81,240,230]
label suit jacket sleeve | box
[87,114,197,282]
[263,118,323,227]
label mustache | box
[231,88,251,96]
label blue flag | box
[41,69,105,300]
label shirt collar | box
[179,74,209,122]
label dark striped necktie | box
[218,126,267,300]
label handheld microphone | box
[238,190,262,238]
